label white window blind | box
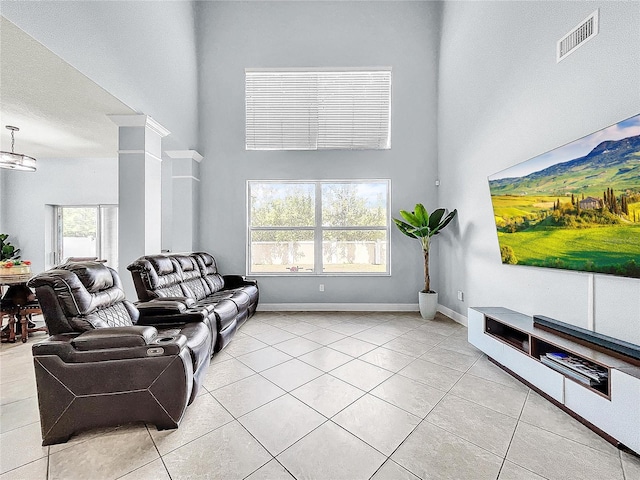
[246,68,391,151]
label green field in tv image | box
[488,114,640,279]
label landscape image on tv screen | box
[488,113,640,279]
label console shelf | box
[468,307,640,454]
[485,316,530,354]
[483,313,612,397]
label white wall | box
[437,1,640,343]
[2,158,118,274]
[1,0,199,151]
[2,0,199,260]
[0,169,5,232]
[196,0,441,306]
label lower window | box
[248,180,390,275]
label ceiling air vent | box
[557,10,599,63]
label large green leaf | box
[441,209,457,228]
[393,218,418,239]
[431,209,457,236]
[399,210,421,228]
[427,208,445,230]
[413,204,428,226]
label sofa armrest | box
[223,275,258,288]
[32,329,188,362]
[136,306,208,326]
[138,301,187,316]
[71,326,157,351]
[150,297,196,308]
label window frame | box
[247,179,391,276]
[52,204,118,267]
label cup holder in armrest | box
[155,336,177,344]
[147,333,187,354]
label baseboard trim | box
[257,303,468,325]
[257,303,419,312]
[438,304,468,326]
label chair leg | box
[24,310,47,339]
[0,313,15,343]
[19,314,28,343]
[8,314,17,343]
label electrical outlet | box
[319,284,325,292]
[457,290,464,301]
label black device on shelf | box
[533,315,640,363]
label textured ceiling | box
[0,17,135,159]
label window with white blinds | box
[245,68,392,151]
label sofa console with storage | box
[127,251,258,352]
[468,307,640,454]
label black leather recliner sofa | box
[127,252,258,351]
[27,261,214,445]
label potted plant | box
[0,234,31,274]
[393,204,457,320]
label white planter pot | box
[418,291,438,320]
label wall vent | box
[557,10,599,63]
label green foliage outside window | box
[249,181,389,271]
[62,208,97,239]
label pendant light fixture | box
[0,125,37,171]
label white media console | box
[468,307,640,454]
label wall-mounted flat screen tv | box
[488,113,640,279]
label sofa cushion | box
[211,298,238,333]
[150,255,176,276]
[192,252,225,293]
[29,262,137,331]
[70,302,137,330]
[172,254,210,301]
[60,262,115,293]
[135,256,186,299]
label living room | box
[1,1,639,479]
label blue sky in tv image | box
[489,113,640,181]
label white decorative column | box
[165,150,202,253]
[109,114,170,297]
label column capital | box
[108,114,170,138]
[165,150,203,162]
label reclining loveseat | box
[27,262,214,445]
[127,252,258,351]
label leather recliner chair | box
[27,261,213,446]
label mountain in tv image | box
[488,114,640,279]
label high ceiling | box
[0,17,135,159]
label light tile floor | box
[1,311,639,480]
